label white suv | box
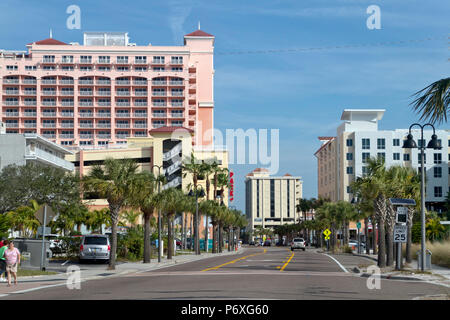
[291,238,306,251]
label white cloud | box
[168,0,193,43]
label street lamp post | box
[189,185,205,255]
[402,123,441,271]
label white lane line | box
[61,260,70,266]
[321,253,349,273]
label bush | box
[59,236,82,258]
[410,240,450,268]
[343,245,353,254]
[117,226,145,260]
[411,222,422,243]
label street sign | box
[323,229,331,240]
[35,205,56,224]
[396,207,408,224]
[394,225,407,243]
[389,198,416,206]
[37,226,51,236]
[356,222,361,229]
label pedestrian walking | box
[0,239,7,283]
[4,240,20,287]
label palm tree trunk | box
[212,223,217,253]
[219,224,223,253]
[204,215,209,252]
[143,211,152,263]
[372,217,377,255]
[108,205,120,270]
[364,217,370,254]
[406,208,414,263]
[167,214,173,259]
[377,218,386,268]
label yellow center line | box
[280,251,294,271]
[201,249,267,272]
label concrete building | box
[0,121,74,171]
[315,109,450,213]
[245,168,303,234]
[0,29,215,148]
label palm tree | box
[82,158,141,270]
[155,188,188,259]
[426,217,446,241]
[86,209,110,234]
[199,200,216,252]
[411,77,449,124]
[6,200,40,237]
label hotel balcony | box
[96,80,111,85]
[98,59,110,64]
[23,79,37,84]
[79,91,93,96]
[59,91,74,96]
[152,123,165,129]
[171,101,183,107]
[79,102,93,106]
[116,91,130,96]
[41,133,56,139]
[116,134,130,139]
[116,101,130,106]
[97,101,111,107]
[79,114,94,119]
[60,112,74,117]
[169,80,184,86]
[59,79,74,85]
[115,113,130,118]
[133,123,147,129]
[116,123,130,128]
[80,123,94,128]
[163,176,182,189]
[152,101,166,107]
[97,134,111,139]
[116,80,130,85]
[23,91,37,96]
[79,134,93,139]
[41,91,56,96]
[41,112,57,117]
[134,91,148,96]
[96,91,111,96]
[42,58,55,63]
[96,113,111,118]
[152,113,167,118]
[61,101,74,106]
[59,134,74,139]
[133,80,147,85]
[79,58,92,64]
[163,159,182,176]
[42,123,56,128]
[60,123,74,128]
[24,100,37,106]
[23,112,37,117]
[42,101,56,106]
[171,91,184,97]
[134,101,148,107]
[152,91,167,97]
[3,79,19,84]
[41,80,57,85]
[5,122,19,128]
[79,80,94,85]
[3,90,19,95]
[25,142,74,171]
[133,113,147,118]
[152,80,167,85]
[3,112,19,117]
[24,123,37,128]
[163,143,182,161]
[96,123,111,128]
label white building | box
[316,109,449,213]
[245,168,303,234]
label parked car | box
[263,240,272,247]
[348,240,365,251]
[291,238,306,251]
[79,234,110,263]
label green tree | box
[410,77,449,124]
[6,200,40,237]
[82,158,141,270]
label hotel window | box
[362,138,370,150]
[362,152,370,163]
[377,138,385,149]
[98,56,110,63]
[346,139,353,147]
[80,66,92,71]
[135,56,147,64]
[270,180,275,217]
[434,167,442,178]
[362,167,369,176]
[418,139,426,148]
[393,153,400,161]
[117,56,128,63]
[377,153,385,161]
[43,66,56,70]
[117,66,129,71]
[6,66,18,70]
[171,110,183,117]
[418,153,426,164]
[172,67,183,72]
[152,56,165,64]
[171,56,183,64]
[25,66,37,71]
[433,153,442,164]
[346,153,353,160]
[62,55,74,63]
[98,66,111,71]
[62,66,74,71]
[80,55,92,63]
[434,186,442,198]
[171,120,183,126]
[153,67,165,72]
[393,139,400,146]
[135,66,147,71]
[346,167,353,174]
[403,153,410,161]
[347,186,351,194]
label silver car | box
[291,238,306,251]
[79,234,110,263]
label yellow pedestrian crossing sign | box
[323,229,331,240]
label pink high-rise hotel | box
[0,30,215,148]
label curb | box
[352,253,378,262]
[359,273,423,281]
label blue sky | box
[1,0,448,211]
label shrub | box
[343,245,353,254]
[411,222,422,243]
[410,240,450,268]
[59,236,82,258]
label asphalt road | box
[3,247,449,300]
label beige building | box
[245,168,302,234]
[314,136,337,202]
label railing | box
[23,90,37,95]
[133,80,147,85]
[134,91,147,96]
[3,79,19,84]
[134,102,148,106]
[170,81,184,86]
[79,113,94,118]
[60,123,74,128]
[98,59,110,64]
[79,91,93,96]
[152,113,167,118]
[42,123,56,128]
[163,159,182,176]
[59,134,74,139]
[171,102,183,107]
[116,59,129,64]
[96,113,111,118]
[23,112,37,117]
[171,91,184,97]
[23,79,37,84]
[116,102,130,106]
[5,122,19,128]
[79,134,93,139]
[115,113,130,118]
[42,58,55,63]
[3,101,18,106]
[79,80,94,85]
[152,80,167,85]
[152,91,167,96]
[152,60,165,64]
[61,59,74,64]
[42,101,56,106]
[134,133,148,137]
[97,80,111,85]
[26,147,74,171]
[163,176,182,189]
[60,80,74,84]
[60,113,74,117]
[163,143,182,161]
[96,123,111,128]
[152,102,166,107]
[133,123,147,128]
[134,60,147,64]
[24,123,36,128]
[59,91,74,95]
[4,90,19,95]
[96,91,111,96]
[79,59,92,63]
[24,100,37,106]
[97,102,111,106]
[41,91,57,96]
[41,112,56,117]
[41,134,56,139]
[97,134,111,139]
[133,113,147,118]
[152,123,165,129]
[116,91,130,96]
[79,102,93,106]
[171,113,184,118]
[41,80,57,84]
[61,101,74,106]
[116,124,130,128]
[3,112,19,117]
[116,80,130,85]
[80,123,94,128]
[116,134,130,139]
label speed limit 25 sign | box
[393,225,407,243]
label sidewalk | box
[352,251,450,288]
[0,247,244,296]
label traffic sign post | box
[323,229,331,251]
[356,222,361,254]
[394,220,407,271]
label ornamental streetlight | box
[188,185,205,255]
[151,164,169,263]
[402,123,441,271]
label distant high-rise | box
[0,29,215,149]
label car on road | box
[263,240,272,247]
[291,238,306,251]
[79,234,110,263]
